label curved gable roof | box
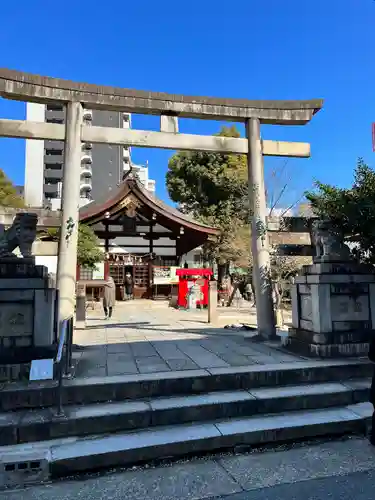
[79,177,219,236]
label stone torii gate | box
[0,69,323,339]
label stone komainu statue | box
[310,219,352,261]
[0,212,38,259]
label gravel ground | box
[2,436,375,500]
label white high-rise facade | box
[24,105,156,209]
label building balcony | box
[45,154,63,165]
[83,109,92,120]
[44,168,63,180]
[46,109,65,122]
[80,178,92,190]
[81,163,92,176]
[46,104,64,112]
[147,180,156,193]
[44,184,59,196]
[45,140,64,151]
[81,153,92,164]
[47,117,64,124]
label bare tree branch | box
[280,193,307,218]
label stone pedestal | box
[0,260,57,381]
[286,259,375,357]
[75,282,86,330]
[208,280,218,324]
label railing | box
[81,163,92,173]
[55,316,74,416]
[80,177,93,188]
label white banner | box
[92,262,105,280]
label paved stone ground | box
[72,300,299,378]
[3,437,375,499]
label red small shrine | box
[176,268,213,308]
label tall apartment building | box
[24,104,155,209]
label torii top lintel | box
[0,69,323,125]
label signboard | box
[153,266,171,285]
[92,262,105,280]
[153,266,179,285]
[170,266,178,284]
[29,359,54,381]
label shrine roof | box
[79,176,219,235]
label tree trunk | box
[273,281,283,328]
[217,261,226,287]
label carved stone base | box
[0,261,47,279]
[288,327,372,346]
[0,345,57,365]
[0,363,30,382]
[285,336,369,358]
[0,262,57,383]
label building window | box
[45,163,62,171]
[80,268,93,280]
[47,104,64,111]
[45,191,58,199]
[47,118,64,124]
[45,149,63,156]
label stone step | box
[1,359,372,411]
[1,379,371,446]
[1,402,372,482]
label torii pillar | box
[247,118,275,339]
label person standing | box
[103,276,116,319]
[245,281,253,302]
[125,272,133,300]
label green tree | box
[166,125,250,274]
[0,169,24,208]
[305,158,375,264]
[76,224,104,269]
[166,125,248,218]
[43,224,104,270]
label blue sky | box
[0,0,374,208]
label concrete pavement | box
[2,437,375,499]
[223,470,375,500]
[72,300,297,378]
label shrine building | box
[78,175,219,299]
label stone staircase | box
[0,359,374,484]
